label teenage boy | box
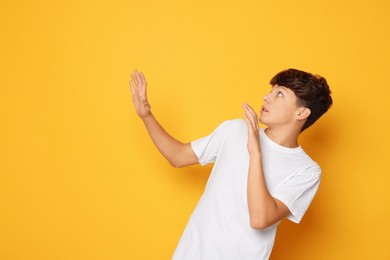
[129,68,333,259]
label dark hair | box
[269,68,333,132]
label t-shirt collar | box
[259,128,303,153]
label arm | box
[242,102,291,229]
[129,69,198,168]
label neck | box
[264,125,301,148]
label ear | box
[296,107,311,121]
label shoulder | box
[217,118,247,130]
[301,161,322,178]
[295,147,322,175]
[210,119,247,140]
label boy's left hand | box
[242,102,261,155]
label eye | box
[277,91,283,97]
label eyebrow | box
[272,85,288,91]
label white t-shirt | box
[172,119,321,260]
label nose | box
[263,94,270,103]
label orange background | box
[1,0,389,259]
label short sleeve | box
[190,121,229,166]
[270,165,321,224]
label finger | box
[244,102,257,115]
[135,69,142,85]
[243,108,256,131]
[243,112,258,136]
[135,71,146,95]
[140,71,146,83]
[243,103,257,123]
[243,104,259,130]
[243,102,257,118]
[129,80,135,95]
[139,72,146,91]
[141,73,148,90]
[138,72,144,85]
[131,73,138,86]
[242,112,251,125]
[243,102,259,123]
[243,103,255,119]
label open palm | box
[129,69,151,118]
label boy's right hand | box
[129,69,152,118]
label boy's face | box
[259,84,302,127]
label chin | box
[259,117,268,125]
[259,118,274,129]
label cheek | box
[285,101,299,112]
[278,103,298,119]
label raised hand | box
[242,102,261,155]
[129,69,151,118]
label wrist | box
[249,150,262,158]
[141,111,153,121]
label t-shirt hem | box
[271,192,302,224]
[190,140,206,166]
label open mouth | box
[261,106,269,112]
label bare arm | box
[242,102,291,229]
[129,69,198,168]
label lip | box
[261,106,269,112]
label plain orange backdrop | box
[1,0,389,259]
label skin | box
[242,85,310,229]
[130,69,198,168]
[130,69,311,230]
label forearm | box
[247,153,278,228]
[141,112,186,167]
